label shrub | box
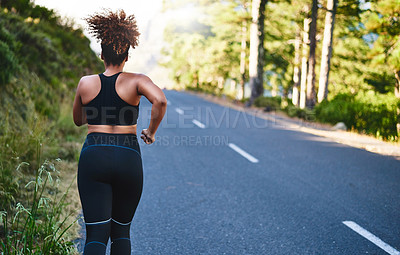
[315,92,399,140]
[0,37,18,85]
[285,104,316,121]
[185,82,223,97]
[254,96,281,111]
[315,93,357,126]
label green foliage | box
[329,34,373,96]
[0,3,102,139]
[0,27,18,85]
[162,31,208,88]
[0,0,33,16]
[0,108,54,209]
[0,41,18,86]
[284,104,316,121]
[264,1,298,96]
[1,160,78,254]
[315,92,399,140]
[363,0,400,37]
[361,0,400,92]
[315,93,357,125]
[0,1,101,250]
[162,0,400,141]
[1,0,57,22]
[161,0,249,92]
[0,162,19,212]
[254,96,281,111]
[364,69,397,94]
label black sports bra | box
[83,72,139,125]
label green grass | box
[1,160,78,254]
[0,97,84,254]
[0,3,102,253]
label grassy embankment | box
[0,2,102,253]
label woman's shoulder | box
[78,74,99,86]
[76,74,99,93]
[79,74,99,83]
[120,72,154,85]
[121,72,148,79]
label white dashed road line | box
[192,119,205,129]
[228,143,259,163]
[175,108,184,115]
[175,107,205,129]
[167,100,171,106]
[343,221,400,255]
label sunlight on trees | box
[161,0,400,140]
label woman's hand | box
[141,129,155,144]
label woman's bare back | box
[78,72,143,134]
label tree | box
[240,20,248,100]
[162,0,249,94]
[327,0,377,97]
[305,0,318,108]
[362,0,400,135]
[299,5,310,109]
[235,1,251,99]
[263,1,299,100]
[362,0,400,98]
[292,28,301,106]
[247,0,268,106]
[202,1,250,91]
[317,0,338,103]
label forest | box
[161,0,400,141]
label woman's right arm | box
[73,78,87,127]
[137,74,167,144]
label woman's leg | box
[110,147,143,255]
[78,146,114,255]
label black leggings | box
[78,132,143,255]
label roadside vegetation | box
[161,0,400,141]
[0,0,102,253]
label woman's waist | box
[83,131,139,150]
[88,124,137,135]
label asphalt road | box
[78,90,400,255]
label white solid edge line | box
[192,119,205,129]
[228,143,259,163]
[175,108,184,115]
[343,221,400,255]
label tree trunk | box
[194,71,199,89]
[305,0,318,108]
[317,0,337,103]
[395,70,400,137]
[218,77,224,90]
[240,20,247,100]
[247,0,267,106]
[395,70,400,99]
[299,7,310,109]
[292,30,301,106]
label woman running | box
[72,9,167,255]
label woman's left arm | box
[73,78,87,127]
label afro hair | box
[86,9,140,65]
